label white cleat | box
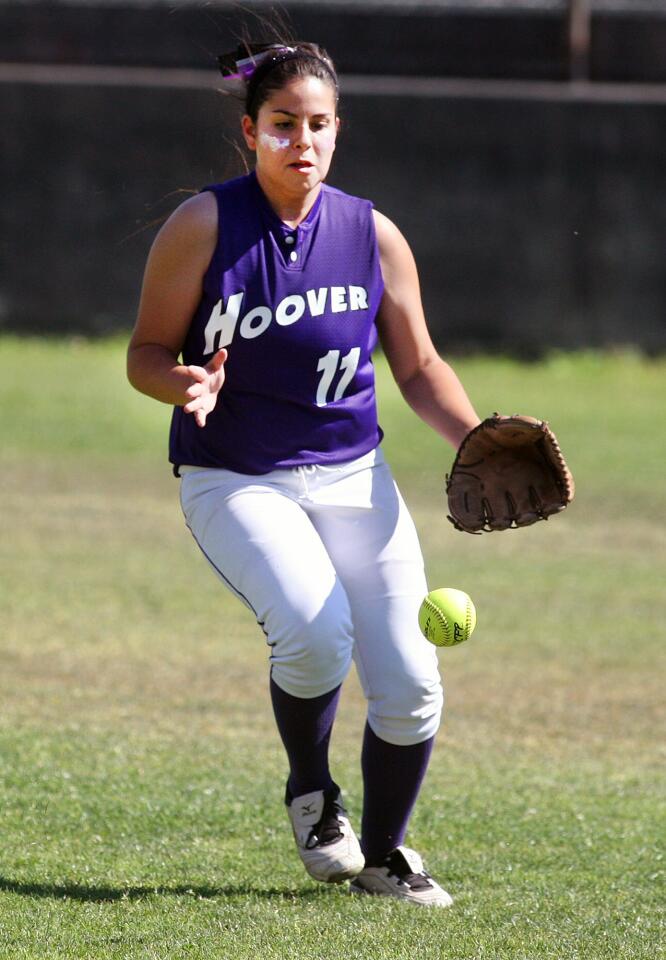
[287,785,365,883]
[350,845,453,907]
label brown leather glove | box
[446,414,575,533]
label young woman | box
[127,42,481,907]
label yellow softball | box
[418,588,477,647]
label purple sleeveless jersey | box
[169,172,385,474]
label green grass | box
[0,336,664,958]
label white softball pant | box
[179,448,443,745]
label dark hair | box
[244,43,338,122]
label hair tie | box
[218,44,338,111]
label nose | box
[293,123,313,150]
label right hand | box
[183,348,228,428]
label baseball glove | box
[446,414,575,534]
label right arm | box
[127,190,227,427]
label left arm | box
[373,210,481,450]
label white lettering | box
[203,292,244,355]
[202,285,371,353]
[276,295,305,326]
[334,347,361,401]
[240,306,272,339]
[316,350,340,406]
[349,286,368,311]
[316,347,361,405]
[306,288,328,317]
[330,286,347,313]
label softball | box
[418,588,476,647]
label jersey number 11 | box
[316,348,361,406]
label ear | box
[241,115,256,151]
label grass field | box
[1,337,664,959]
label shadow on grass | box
[0,876,324,903]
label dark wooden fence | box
[1,1,664,352]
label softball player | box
[127,41,481,907]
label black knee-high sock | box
[360,722,435,865]
[269,675,341,799]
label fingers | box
[207,348,228,372]
[186,364,208,383]
[185,380,204,401]
[184,351,228,428]
[185,362,217,400]
[184,395,209,428]
[186,350,227,395]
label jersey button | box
[285,235,295,245]
[289,251,298,262]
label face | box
[242,76,339,198]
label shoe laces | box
[306,788,344,849]
[384,847,434,891]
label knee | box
[367,674,444,746]
[268,593,354,699]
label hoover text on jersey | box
[203,286,369,354]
